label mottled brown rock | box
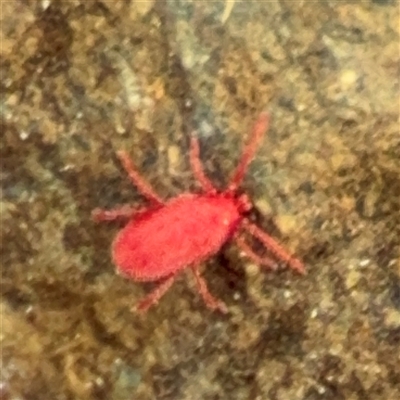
[1,1,399,399]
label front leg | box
[189,136,217,193]
[192,266,228,313]
[241,219,305,274]
[235,234,278,270]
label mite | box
[92,112,305,313]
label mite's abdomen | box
[112,194,242,280]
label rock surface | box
[1,1,399,399]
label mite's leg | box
[92,205,145,222]
[241,219,305,274]
[192,266,228,313]
[234,234,278,270]
[135,276,175,313]
[229,112,270,190]
[116,150,164,205]
[189,136,217,193]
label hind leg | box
[134,276,176,313]
[92,205,146,222]
[116,150,164,205]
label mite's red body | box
[113,195,242,281]
[93,112,305,313]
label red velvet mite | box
[92,112,305,313]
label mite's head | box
[222,188,253,215]
[223,184,253,216]
[235,192,253,215]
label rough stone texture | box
[1,1,399,399]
